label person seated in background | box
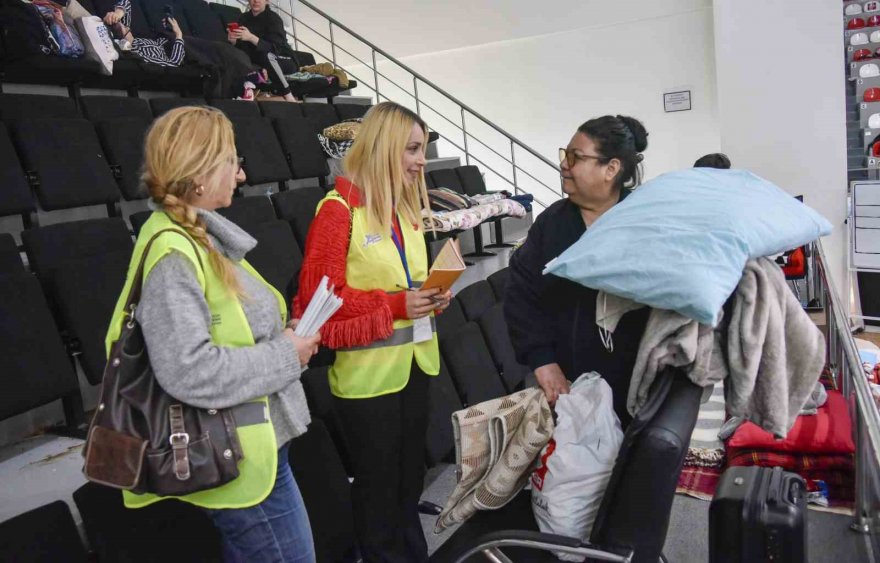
[504,115,650,426]
[104,0,184,67]
[693,152,731,169]
[229,0,300,102]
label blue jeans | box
[206,444,316,563]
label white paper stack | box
[294,276,343,337]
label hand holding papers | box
[294,275,343,337]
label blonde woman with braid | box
[105,106,320,563]
[294,101,451,563]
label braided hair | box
[142,106,244,296]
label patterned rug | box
[676,382,725,500]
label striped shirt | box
[115,0,184,67]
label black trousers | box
[333,361,430,563]
[249,50,297,96]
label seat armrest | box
[450,529,634,563]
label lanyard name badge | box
[391,226,432,344]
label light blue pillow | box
[543,168,832,326]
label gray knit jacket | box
[138,209,311,447]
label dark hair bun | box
[616,115,649,152]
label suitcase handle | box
[767,466,783,505]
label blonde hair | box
[342,102,432,233]
[142,106,243,296]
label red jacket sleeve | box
[293,200,408,349]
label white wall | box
[713,0,848,287]
[298,0,709,58]
[339,6,719,204]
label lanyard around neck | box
[390,222,413,289]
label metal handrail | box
[815,239,880,538]
[294,0,559,170]
[229,0,563,204]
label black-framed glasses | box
[559,148,605,168]
[237,156,245,171]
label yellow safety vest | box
[321,189,440,399]
[105,211,284,510]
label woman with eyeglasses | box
[106,106,320,562]
[503,115,649,426]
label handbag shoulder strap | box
[122,228,206,316]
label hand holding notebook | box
[421,238,466,293]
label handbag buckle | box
[169,432,189,447]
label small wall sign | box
[664,90,692,113]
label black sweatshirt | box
[504,198,649,425]
[236,7,296,59]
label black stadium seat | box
[178,0,227,42]
[216,194,277,233]
[430,168,465,195]
[11,118,120,211]
[73,482,223,563]
[0,501,88,563]
[0,271,81,425]
[0,123,35,224]
[288,418,358,563]
[487,267,509,300]
[301,103,340,134]
[0,234,22,274]
[271,187,325,250]
[270,115,331,185]
[22,218,134,385]
[0,93,78,122]
[299,366,350,474]
[440,322,506,407]
[95,117,152,200]
[456,279,496,321]
[245,219,303,303]
[208,1,242,26]
[229,116,291,188]
[139,0,193,37]
[478,303,530,393]
[335,103,370,121]
[457,165,514,249]
[210,98,262,118]
[455,164,488,197]
[259,100,303,120]
[425,357,463,467]
[435,296,467,337]
[129,210,153,236]
[150,96,208,117]
[80,95,153,122]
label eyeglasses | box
[559,148,605,168]
[236,156,245,171]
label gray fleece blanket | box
[599,257,825,438]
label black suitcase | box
[709,466,807,563]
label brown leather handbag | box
[83,228,267,496]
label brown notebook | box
[421,238,466,293]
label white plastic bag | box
[531,372,624,561]
[75,16,118,76]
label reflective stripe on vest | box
[104,211,284,510]
[339,317,437,351]
[320,189,440,399]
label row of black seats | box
[0,92,369,227]
[0,0,356,100]
[0,162,512,424]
